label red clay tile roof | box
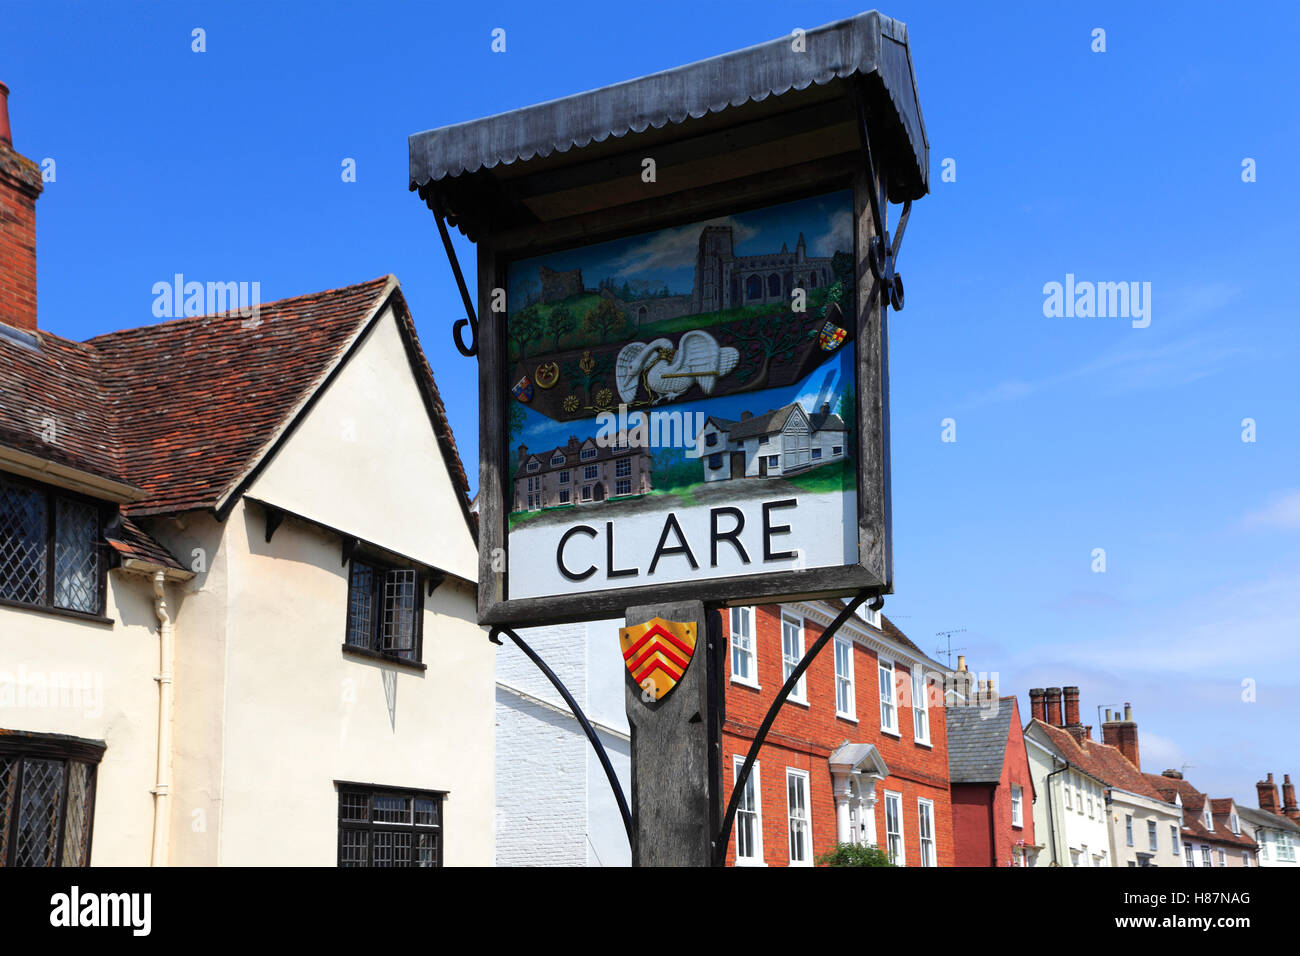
[1,276,475,562]
[1029,719,1169,803]
[105,515,187,572]
[0,328,125,483]
[1142,772,1257,849]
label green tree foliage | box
[544,305,576,351]
[584,297,627,343]
[509,305,543,359]
[815,842,896,867]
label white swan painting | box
[615,330,740,405]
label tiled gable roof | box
[946,696,1014,783]
[1029,719,1169,803]
[1141,772,1257,849]
[1,276,475,565]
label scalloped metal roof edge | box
[408,10,929,197]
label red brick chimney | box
[1258,773,1280,813]
[1102,703,1141,770]
[1063,685,1081,725]
[1284,774,1299,821]
[0,82,43,333]
[1029,687,1046,722]
[1044,687,1063,726]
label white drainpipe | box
[150,571,174,866]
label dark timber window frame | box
[0,472,110,621]
[344,552,425,667]
[335,781,445,867]
[0,730,104,867]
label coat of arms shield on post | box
[618,617,697,701]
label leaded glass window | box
[0,475,104,616]
[337,785,442,867]
[0,734,102,867]
[346,558,423,663]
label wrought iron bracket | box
[432,193,480,358]
[489,624,633,847]
[853,94,909,313]
[713,590,884,866]
[425,568,447,597]
[263,505,285,544]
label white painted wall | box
[247,306,478,582]
[494,618,631,866]
[0,568,168,865]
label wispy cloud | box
[965,332,1248,407]
[607,215,758,276]
[810,209,853,257]
[1242,489,1300,530]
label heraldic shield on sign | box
[618,617,698,701]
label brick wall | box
[722,602,953,866]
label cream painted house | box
[0,151,491,872]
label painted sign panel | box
[505,190,858,602]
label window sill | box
[880,728,901,739]
[730,676,761,691]
[341,644,427,672]
[836,712,858,724]
[787,696,810,709]
[734,858,767,867]
[0,596,113,626]
[914,739,932,749]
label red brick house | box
[721,600,953,866]
[946,679,1037,866]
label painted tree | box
[583,297,627,343]
[727,313,813,390]
[544,304,576,351]
[561,350,611,405]
[508,305,543,359]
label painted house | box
[722,601,953,867]
[0,92,491,866]
[1025,693,1183,867]
[1241,773,1300,867]
[1142,771,1257,867]
[946,674,1037,866]
[514,435,652,511]
[701,401,846,482]
[1023,688,1117,867]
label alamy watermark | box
[151,273,262,327]
[1042,273,1151,328]
[0,666,103,718]
[594,404,708,457]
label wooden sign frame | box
[410,13,929,628]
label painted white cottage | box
[700,401,846,482]
[0,131,493,867]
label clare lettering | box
[710,506,750,567]
[606,521,638,579]
[556,525,598,581]
[762,498,798,561]
[648,512,700,575]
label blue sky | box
[4,1,1297,805]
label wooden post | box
[624,600,724,866]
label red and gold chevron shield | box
[619,617,697,701]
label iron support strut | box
[713,590,884,866]
[432,193,480,358]
[489,624,633,847]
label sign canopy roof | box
[409,11,928,240]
